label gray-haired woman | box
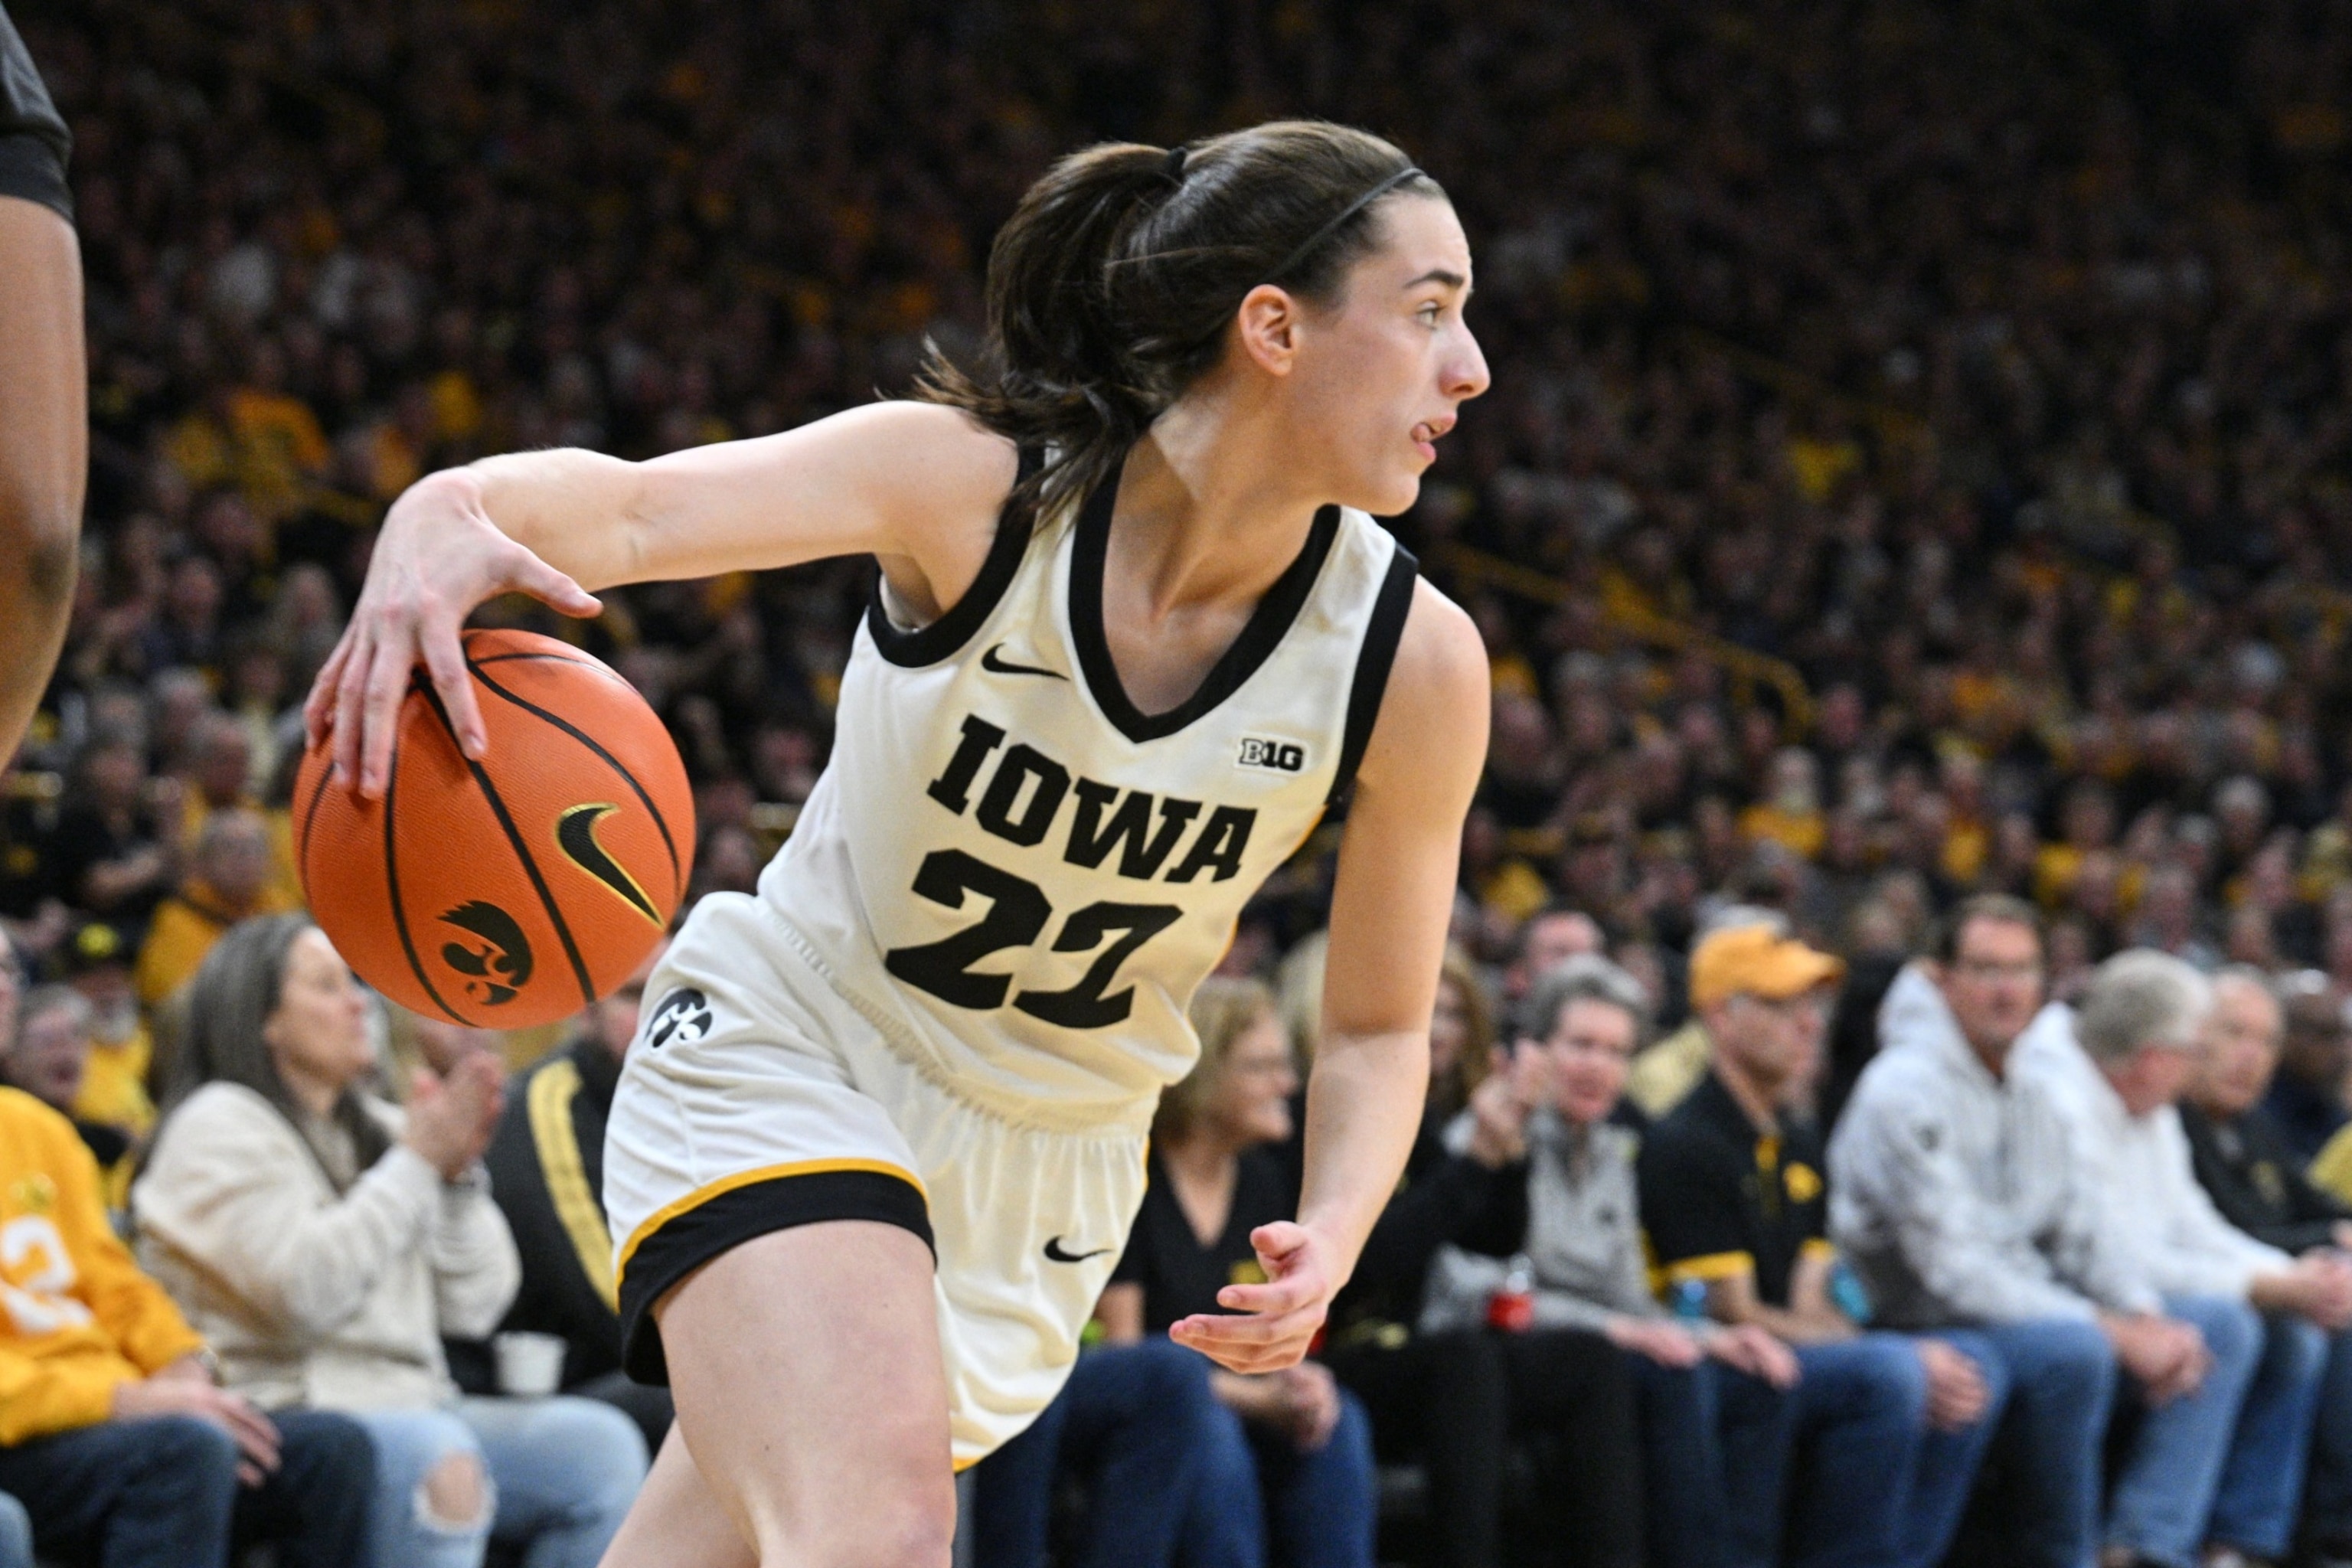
[134,913,648,1568]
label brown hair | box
[1429,944,1496,1121]
[1930,893,2046,965]
[917,120,1444,516]
[1155,975,1282,1142]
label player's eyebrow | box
[1404,268,1468,291]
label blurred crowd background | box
[15,0,2352,1564]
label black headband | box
[1261,165,1425,286]
[1162,145,1188,185]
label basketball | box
[293,629,697,1030]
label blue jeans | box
[1916,1318,2115,1568]
[351,1395,648,1568]
[2303,1325,2352,1545]
[2109,1295,2265,1568]
[0,1408,374,1568]
[2207,1313,2328,1557]
[1896,1331,2014,1568]
[0,1494,31,1568]
[1179,1381,1377,1568]
[1750,1334,1932,1568]
[1625,1352,1787,1568]
[972,1339,1243,1568]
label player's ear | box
[1233,284,1302,377]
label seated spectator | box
[133,805,289,1006]
[2265,971,2350,1164]
[1097,977,1377,1568]
[1830,896,2138,1568]
[1,982,134,1207]
[58,920,155,1138]
[971,1334,1255,1568]
[46,732,177,940]
[483,939,675,1452]
[1624,906,1788,1120]
[1325,945,1643,1568]
[1423,956,1797,1568]
[1639,926,2003,1568]
[0,1082,373,1568]
[134,913,648,1568]
[2182,968,2352,1563]
[2017,952,2351,1568]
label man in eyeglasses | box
[2264,972,2351,1165]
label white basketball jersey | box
[756,449,1416,1122]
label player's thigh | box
[658,1219,956,1567]
[599,1426,756,1568]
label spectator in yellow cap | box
[1626,911,1840,1120]
[59,920,155,1138]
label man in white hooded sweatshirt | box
[2013,950,2352,1568]
[1832,895,2208,1568]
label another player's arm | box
[1172,580,1488,1374]
[0,193,84,762]
[307,403,1014,795]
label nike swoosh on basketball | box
[1044,1236,1112,1263]
[982,643,1066,680]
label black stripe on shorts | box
[618,1169,936,1387]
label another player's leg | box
[600,1220,956,1568]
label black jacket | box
[1321,1109,1525,1346]
[483,1035,627,1388]
[2180,1100,2352,1258]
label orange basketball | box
[294,628,697,1030]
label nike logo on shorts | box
[982,643,1066,680]
[1044,1236,1112,1263]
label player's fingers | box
[331,626,377,788]
[1217,1272,1317,1315]
[1171,1304,1321,1351]
[420,622,487,760]
[1247,1221,1309,1266]
[356,632,414,798]
[504,546,602,619]
[305,636,352,750]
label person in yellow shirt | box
[58,921,154,1138]
[0,985,133,1210]
[0,1086,372,1567]
[1739,749,1828,863]
[133,807,292,1008]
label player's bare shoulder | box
[1356,577,1489,799]
[811,400,1023,625]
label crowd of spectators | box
[14,0,2352,1563]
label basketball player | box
[309,120,1490,1566]
[0,2,83,763]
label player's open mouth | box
[1413,417,1454,462]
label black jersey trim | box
[866,445,1043,668]
[617,1168,935,1386]
[1325,541,1419,810]
[1069,453,1342,743]
[0,133,70,224]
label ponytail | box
[916,120,1442,512]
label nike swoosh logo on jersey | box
[1044,1236,1112,1263]
[982,643,1067,680]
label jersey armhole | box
[1325,541,1420,811]
[865,444,1043,668]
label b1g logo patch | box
[1236,737,1306,774]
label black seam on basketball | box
[295,749,338,900]
[416,681,599,1009]
[381,713,464,1022]
[464,652,629,682]
[468,661,684,904]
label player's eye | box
[1416,302,1443,327]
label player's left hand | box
[1168,1220,1341,1374]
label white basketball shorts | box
[603,892,1152,1465]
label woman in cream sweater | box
[134,913,648,1568]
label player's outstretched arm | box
[0,194,84,763]
[305,402,1015,796]
[1171,579,1489,1374]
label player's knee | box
[420,1450,491,1531]
[805,1475,953,1568]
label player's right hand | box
[304,468,600,799]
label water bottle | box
[1486,1254,1536,1332]
[1672,1278,1710,1324]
